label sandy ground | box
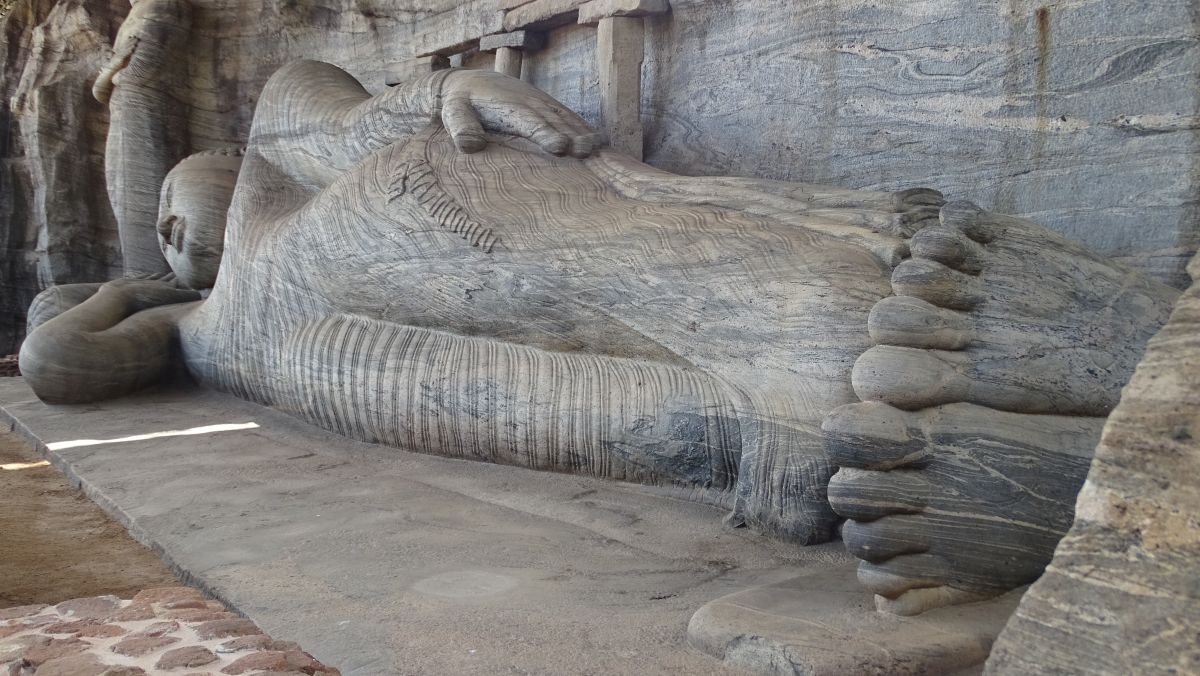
[0,428,179,608]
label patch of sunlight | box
[1,460,50,471]
[46,422,260,451]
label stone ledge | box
[480,30,548,52]
[578,0,669,24]
[502,0,588,31]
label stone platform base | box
[689,565,1023,675]
[0,378,849,675]
[0,377,1024,675]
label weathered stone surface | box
[131,586,205,606]
[133,621,180,638]
[34,653,113,676]
[76,624,127,639]
[0,0,125,354]
[216,636,302,655]
[17,635,89,665]
[219,649,323,675]
[479,30,546,52]
[106,606,156,622]
[55,596,121,620]
[111,634,179,657]
[577,0,668,25]
[36,654,147,676]
[596,15,643,158]
[503,0,586,31]
[42,619,99,635]
[0,607,46,622]
[194,619,259,641]
[160,609,237,622]
[156,646,219,670]
[986,255,1200,672]
[493,47,523,78]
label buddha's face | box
[157,153,242,290]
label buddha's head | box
[157,148,244,290]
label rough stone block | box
[479,30,547,52]
[55,596,121,620]
[410,2,503,57]
[194,619,259,641]
[577,0,668,24]
[156,646,219,670]
[0,607,46,623]
[111,635,179,657]
[503,0,587,31]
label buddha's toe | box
[938,199,998,243]
[895,187,946,209]
[891,259,984,310]
[827,467,929,521]
[822,401,932,469]
[867,296,973,350]
[842,514,932,563]
[851,345,1004,411]
[910,225,987,274]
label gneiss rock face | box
[0,0,129,354]
[986,253,1200,674]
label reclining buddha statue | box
[20,62,1180,616]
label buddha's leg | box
[823,202,1181,614]
[277,315,745,495]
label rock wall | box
[1,0,1198,353]
[0,0,127,355]
[985,253,1200,674]
[520,0,1200,288]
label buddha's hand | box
[102,278,201,313]
[439,69,600,158]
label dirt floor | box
[0,426,180,608]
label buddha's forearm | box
[336,70,455,163]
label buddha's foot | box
[823,202,1180,614]
[855,200,1177,417]
[824,401,1099,615]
